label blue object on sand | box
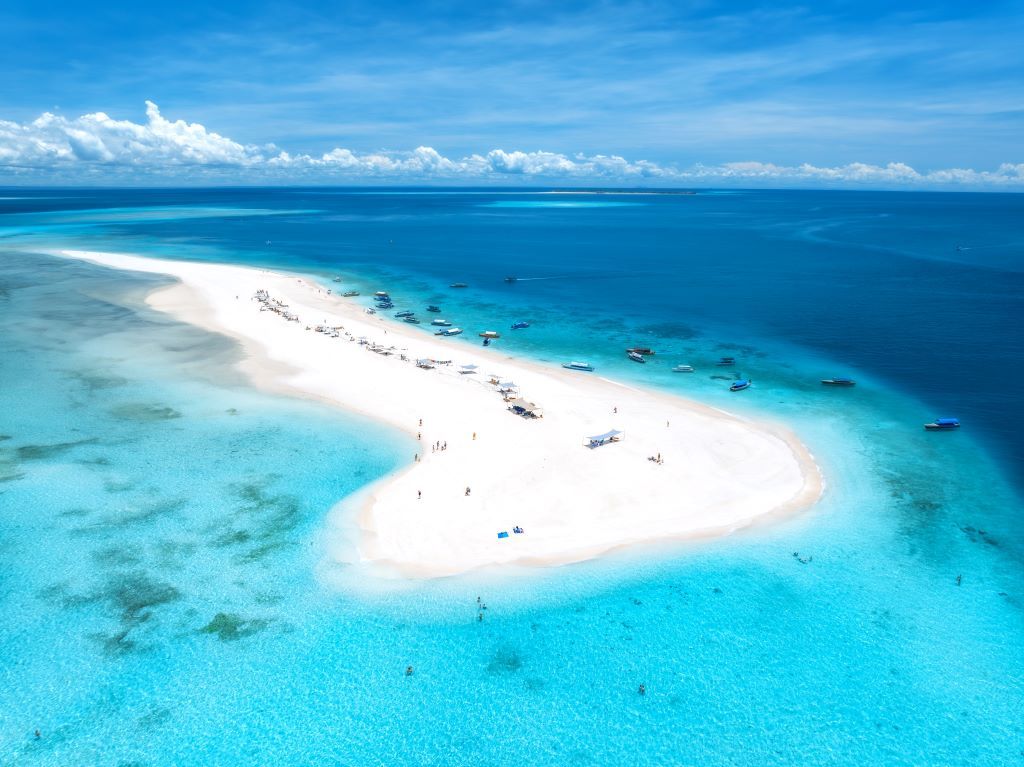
[497,531,509,539]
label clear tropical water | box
[1,188,1022,765]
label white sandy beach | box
[58,249,823,577]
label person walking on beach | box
[465,487,471,496]
[418,490,421,500]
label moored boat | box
[403,317,421,324]
[431,318,452,326]
[394,310,415,318]
[924,417,960,431]
[562,361,594,372]
[672,364,695,373]
[479,330,501,339]
[716,356,736,366]
[342,290,359,297]
[822,377,856,386]
[627,351,646,363]
[511,321,529,329]
[426,305,442,312]
[627,347,654,355]
[730,379,751,391]
[437,327,463,336]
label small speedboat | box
[562,361,594,372]
[450,282,468,288]
[716,357,736,366]
[628,351,646,363]
[730,379,751,391]
[378,301,394,309]
[394,310,415,318]
[431,318,452,326]
[342,290,359,297]
[332,277,342,283]
[426,305,442,313]
[479,330,500,339]
[627,347,654,356]
[437,327,463,336]
[403,317,421,324]
[925,418,960,431]
[511,321,530,330]
[672,364,695,373]
[504,276,517,283]
[374,291,390,299]
[822,377,856,386]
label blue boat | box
[562,361,594,372]
[730,379,751,391]
[511,321,530,329]
[925,417,960,431]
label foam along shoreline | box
[56,249,823,578]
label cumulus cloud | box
[0,102,1021,188]
[685,160,1024,186]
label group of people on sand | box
[648,452,664,465]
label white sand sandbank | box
[58,249,823,577]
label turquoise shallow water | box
[1,190,1023,765]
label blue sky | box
[1,0,1022,187]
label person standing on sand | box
[465,487,471,496]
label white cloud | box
[684,160,1024,186]
[0,102,1021,188]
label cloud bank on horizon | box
[1,102,1021,188]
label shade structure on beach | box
[416,358,435,369]
[509,398,542,417]
[585,429,623,447]
[459,364,478,374]
[499,381,517,389]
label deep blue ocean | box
[1,188,1022,765]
